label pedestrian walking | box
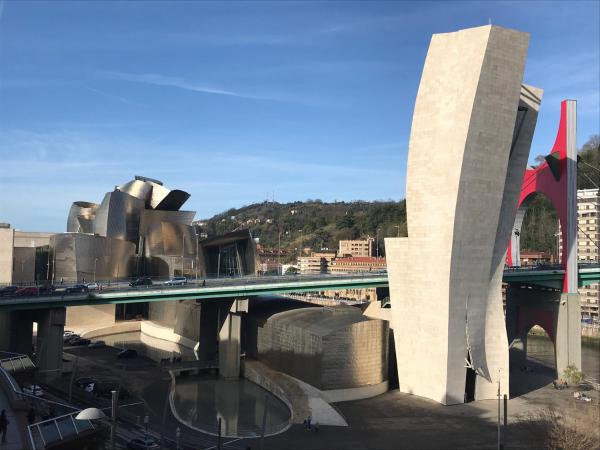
[27,407,35,425]
[0,409,9,443]
[202,279,206,288]
[307,415,312,430]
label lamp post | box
[376,228,381,259]
[176,426,181,450]
[278,231,282,276]
[93,258,99,283]
[497,369,502,450]
[182,234,185,277]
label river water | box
[527,334,600,382]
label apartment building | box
[338,238,374,257]
[329,256,386,273]
[297,251,336,274]
[577,189,599,321]
[558,189,599,321]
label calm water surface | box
[172,375,291,438]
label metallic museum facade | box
[0,176,258,286]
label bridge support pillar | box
[0,311,34,356]
[506,286,581,377]
[555,293,581,375]
[219,298,248,379]
[35,308,66,376]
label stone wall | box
[254,306,388,391]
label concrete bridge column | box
[218,298,248,379]
[35,307,66,376]
[555,293,581,375]
[506,286,582,377]
[0,311,34,356]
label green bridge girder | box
[0,277,389,311]
[0,267,597,311]
[502,266,600,290]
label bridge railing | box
[0,272,389,301]
[0,351,36,373]
[28,411,96,450]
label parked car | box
[22,384,44,397]
[127,436,160,450]
[164,277,187,286]
[0,286,18,297]
[75,377,97,392]
[37,284,55,295]
[15,287,39,297]
[117,349,138,359]
[86,282,99,291]
[88,340,106,349]
[129,277,153,287]
[65,284,88,294]
[63,332,79,343]
[71,338,91,346]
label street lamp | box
[376,228,381,259]
[93,257,99,283]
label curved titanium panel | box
[52,233,135,282]
[93,191,145,243]
[67,202,99,233]
[154,189,191,211]
[118,179,153,205]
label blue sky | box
[0,1,598,232]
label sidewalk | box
[0,389,25,450]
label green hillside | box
[201,135,598,259]
[200,200,406,258]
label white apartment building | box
[559,189,599,320]
[577,189,599,321]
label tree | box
[578,135,599,190]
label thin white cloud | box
[98,71,340,108]
[100,71,273,101]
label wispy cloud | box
[80,84,139,106]
[100,71,273,101]
[98,71,339,108]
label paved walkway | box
[0,389,25,450]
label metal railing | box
[28,411,95,450]
[0,272,389,302]
[0,351,36,373]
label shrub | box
[563,364,585,386]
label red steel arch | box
[507,100,576,292]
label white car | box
[164,277,187,286]
[22,384,44,397]
[86,283,99,291]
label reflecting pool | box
[101,331,196,362]
[172,375,292,438]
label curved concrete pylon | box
[385,25,539,405]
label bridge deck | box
[1,265,598,310]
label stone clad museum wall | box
[254,306,388,391]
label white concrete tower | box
[386,25,542,404]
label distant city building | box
[297,251,336,274]
[256,244,289,274]
[557,188,599,321]
[576,189,599,321]
[520,250,553,266]
[329,256,386,273]
[338,238,374,257]
[0,225,53,284]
